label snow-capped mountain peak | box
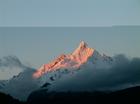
[72,41,88,55]
[33,41,94,78]
[72,41,94,64]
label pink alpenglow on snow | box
[33,41,94,78]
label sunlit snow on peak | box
[33,41,94,78]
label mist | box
[0,56,26,80]
[49,54,140,91]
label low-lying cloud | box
[0,56,22,67]
[0,56,25,80]
[49,54,140,92]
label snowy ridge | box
[33,41,94,78]
[33,41,114,87]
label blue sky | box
[0,0,140,26]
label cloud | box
[0,56,26,80]
[0,56,23,67]
[49,54,140,92]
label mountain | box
[27,86,140,104]
[1,85,140,104]
[33,41,94,78]
[0,92,25,104]
[33,41,113,83]
[33,41,113,78]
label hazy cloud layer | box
[0,55,23,67]
[49,54,140,91]
[0,56,25,80]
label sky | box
[0,0,140,26]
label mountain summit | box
[33,41,94,78]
